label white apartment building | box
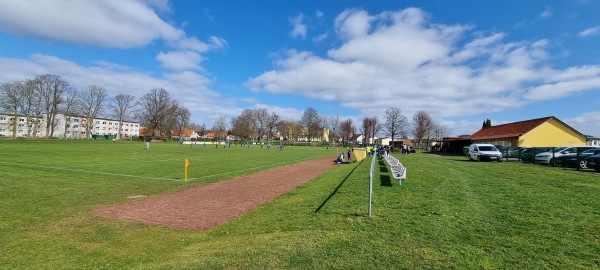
[0,113,139,139]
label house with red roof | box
[469,116,587,147]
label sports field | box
[0,140,599,269]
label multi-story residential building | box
[0,113,139,139]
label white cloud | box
[0,0,225,54]
[578,26,600,37]
[564,112,600,136]
[156,51,204,70]
[246,7,600,125]
[0,0,178,47]
[538,7,553,19]
[334,9,372,40]
[0,54,235,126]
[289,13,307,39]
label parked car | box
[535,146,600,165]
[0,134,6,139]
[468,144,503,162]
[585,154,600,172]
[517,147,553,162]
[554,149,600,169]
[494,145,509,157]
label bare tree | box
[60,87,78,139]
[77,85,108,138]
[0,81,25,138]
[266,112,280,143]
[24,78,45,138]
[300,107,321,143]
[277,120,291,142]
[339,118,355,146]
[109,93,136,139]
[431,121,451,141]
[136,88,176,137]
[172,105,190,139]
[252,108,269,142]
[383,107,408,145]
[361,117,379,146]
[212,115,228,142]
[30,74,69,138]
[412,111,434,149]
[326,115,341,146]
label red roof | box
[469,116,553,140]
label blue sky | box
[1,0,600,136]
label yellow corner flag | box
[184,159,190,181]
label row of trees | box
[0,74,193,139]
[226,106,450,147]
[1,75,450,145]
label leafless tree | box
[412,111,434,149]
[212,115,228,141]
[109,93,136,139]
[277,120,291,142]
[77,85,108,138]
[0,81,26,138]
[30,74,69,138]
[251,108,269,142]
[172,104,190,139]
[431,121,452,141]
[136,88,176,137]
[383,107,408,145]
[326,115,341,146]
[361,116,380,146]
[300,107,321,143]
[60,87,78,139]
[266,112,280,142]
[339,118,355,146]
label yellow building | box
[469,116,586,147]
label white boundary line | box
[0,161,181,181]
[0,153,334,182]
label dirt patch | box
[94,156,338,231]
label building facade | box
[0,113,139,139]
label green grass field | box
[0,140,598,269]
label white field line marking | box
[0,154,333,182]
[0,161,180,181]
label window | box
[109,122,112,125]
[0,117,5,120]
[73,119,79,122]
[96,121,100,124]
[102,121,106,124]
[19,118,25,122]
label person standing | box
[347,149,352,163]
[145,140,149,150]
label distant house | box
[469,116,587,147]
[171,129,199,140]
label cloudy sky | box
[1,0,600,136]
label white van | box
[468,144,503,162]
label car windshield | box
[553,147,568,152]
[478,146,497,151]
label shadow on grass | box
[378,157,393,186]
[315,160,363,213]
[380,174,392,187]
